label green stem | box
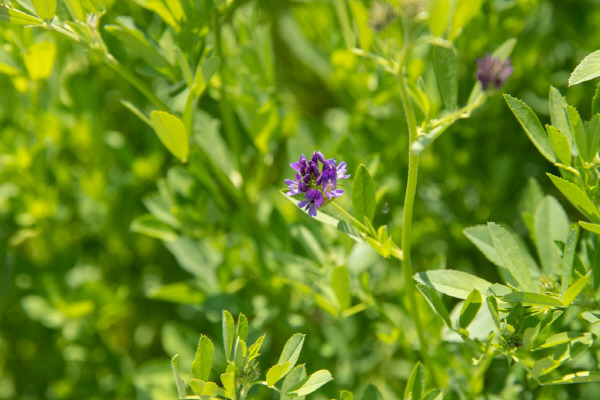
[397,69,438,385]
[330,201,369,232]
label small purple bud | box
[476,54,513,90]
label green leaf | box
[488,222,534,291]
[532,358,560,379]
[278,333,305,371]
[24,41,57,80]
[286,370,333,396]
[236,314,248,343]
[171,355,187,399]
[463,225,504,268]
[534,196,569,275]
[352,164,376,222]
[191,335,213,381]
[504,94,555,163]
[547,174,600,222]
[220,372,235,398]
[561,227,579,295]
[581,311,600,324]
[340,390,354,400]
[267,362,291,387]
[492,38,517,60]
[148,281,206,304]
[542,371,600,385]
[563,274,589,305]
[569,50,600,86]
[64,0,85,20]
[427,0,450,37]
[433,42,458,111]
[593,84,600,116]
[487,296,501,329]
[281,365,307,400]
[586,114,600,161]
[537,331,585,349]
[332,266,351,311]
[222,310,235,362]
[449,0,483,40]
[459,289,482,329]
[567,105,590,162]
[502,292,563,307]
[130,214,178,241]
[190,380,219,397]
[579,221,600,234]
[413,270,492,299]
[361,384,384,400]
[546,125,571,165]
[404,362,424,400]
[248,334,265,361]
[416,283,452,327]
[0,6,43,25]
[549,87,573,144]
[31,0,56,22]
[150,110,189,162]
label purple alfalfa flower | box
[476,54,513,90]
[322,168,344,199]
[298,189,324,217]
[285,173,303,196]
[336,161,351,180]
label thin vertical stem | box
[397,66,439,385]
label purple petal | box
[308,204,317,217]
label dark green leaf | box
[433,42,458,111]
[593,83,600,116]
[486,296,501,329]
[404,362,424,400]
[361,384,384,400]
[459,289,482,329]
[561,227,579,295]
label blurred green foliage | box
[1,0,600,399]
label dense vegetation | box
[2,0,600,399]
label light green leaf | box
[546,125,571,166]
[542,371,600,385]
[248,334,265,361]
[549,86,573,144]
[416,283,452,327]
[449,0,483,40]
[534,196,569,275]
[581,311,600,324]
[463,225,504,268]
[567,105,590,161]
[222,310,235,362]
[547,174,600,222]
[504,94,555,163]
[150,110,189,162]
[352,164,376,222]
[0,6,43,25]
[433,42,458,111]
[502,292,563,307]
[267,362,291,387]
[532,358,560,379]
[148,282,205,304]
[64,0,85,20]
[340,390,354,400]
[488,222,534,291]
[278,333,305,371]
[593,83,600,115]
[281,365,307,400]
[428,0,450,37]
[171,355,187,399]
[220,372,235,398]
[191,335,213,381]
[569,50,600,86]
[332,266,351,311]
[31,0,56,22]
[563,275,590,306]
[190,380,218,397]
[130,214,178,242]
[404,362,424,400]
[579,221,600,234]
[413,270,492,299]
[561,227,579,295]
[286,370,333,396]
[24,41,57,80]
[459,289,482,329]
[537,331,584,349]
[236,313,248,343]
[492,38,517,60]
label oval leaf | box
[569,50,600,86]
[286,370,333,397]
[31,0,56,22]
[0,6,43,25]
[150,110,189,162]
[413,270,492,299]
[191,335,213,381]
[547,173,600,222]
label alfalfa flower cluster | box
[285,151,350,217]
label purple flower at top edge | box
[298,189,324,217]
[476,54,513,90]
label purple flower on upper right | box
[476,54,513,90]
